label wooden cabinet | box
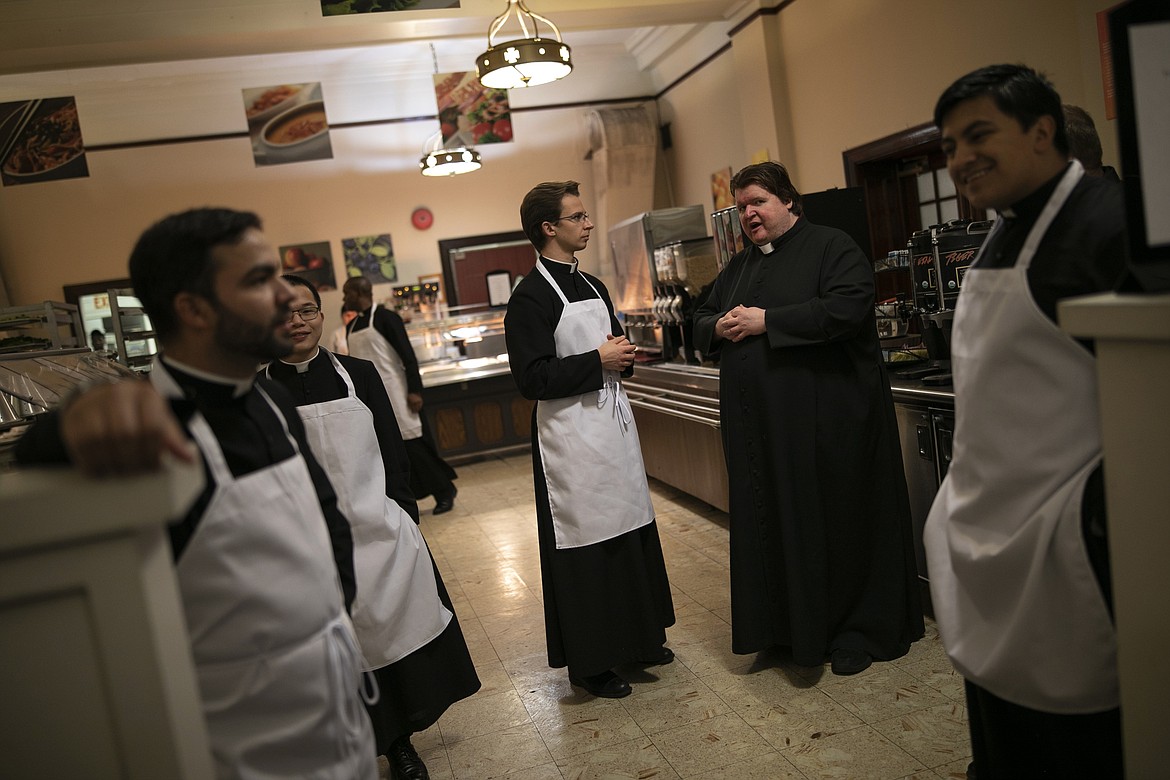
[421,370,533,463]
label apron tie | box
[597,374,633,429]
[325,618,367,754]
[360,670,381,706]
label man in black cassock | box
[342,275,459,514]
[265,275,480,780]
[693,162,923,676]
[16,207,378,778]
[505,180,675,699]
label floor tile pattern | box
[400,454,972,779]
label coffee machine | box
[903,219,993,384]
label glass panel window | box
[937,172,957,199]
[917,171,936,203]
[940,198,960,223]
[920,204,937,229]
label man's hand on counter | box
[407,392,424,413]
[61,380,196,477]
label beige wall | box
[0,0,1123,308]
[662,0,1121,222]
[0,108,597,312]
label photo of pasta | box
[0,96,90,187]
[434,72,512,147]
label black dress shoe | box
[830,647,872,676]
[432,486,457,515]
[386,734,429,780]
[569,670,631,698]
[639,646,675,667]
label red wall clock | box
[411,207,434,230]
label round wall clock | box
[411,207,434,230]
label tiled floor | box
[403,453,973,780]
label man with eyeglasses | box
[15,207,377,779]
[342,275,459,515]
[264,275,480,780]
[504,181,675,700]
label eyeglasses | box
[287,305,321,322]
[553,211,590,224]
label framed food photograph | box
[342,233,397,285]
[321,0,460,16]
[711,167,733,210]
[0,96,90,187]
[433,72,512,147]
[241,82,332,167]
[279,240,337,291]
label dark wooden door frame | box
[437,231,529,306]
[843,122,941,187]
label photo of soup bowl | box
[244,83,311,127]
[259,100,332,164]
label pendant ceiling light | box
[419,131,482,177]
[476,0,573,90]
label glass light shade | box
[476,38,573,90]
[419,146,482,176]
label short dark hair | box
[343,276,371,297]
[128,208,262,340]
[1063,104,1104,171]
[730,162,803,216]
[283,274,321,306]
[933,64,1069,156]
[520,180,580,250]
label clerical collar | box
[279,347,320,374]
[1000,161,1072,223]
[758,242,775,255]
[161,355,255,398]
[541,255,578,273]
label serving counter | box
[623,362,952,612]
[418,355,533,463]
[623,363,728,513]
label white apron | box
[924,160,1118,713]
[153,362,376,780]
[347,303,423,440]
[533,261,655,549]
[267,350,451,670]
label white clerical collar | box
[161,355,255,398]
[542,255,578,273]
[279,347,320,373]
[758,242,775,255]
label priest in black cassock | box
[342,275,459,515]
[263,275,480,780]
[505,180,675,699]
[16,208,378,779]
[694,162,923,676]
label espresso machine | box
[902,219,994,385]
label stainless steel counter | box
[623,362,728,512]
[418,355,511,389]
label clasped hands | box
[598,333,637,371]
[715,305,766,343]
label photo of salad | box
[433,72,513,147]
